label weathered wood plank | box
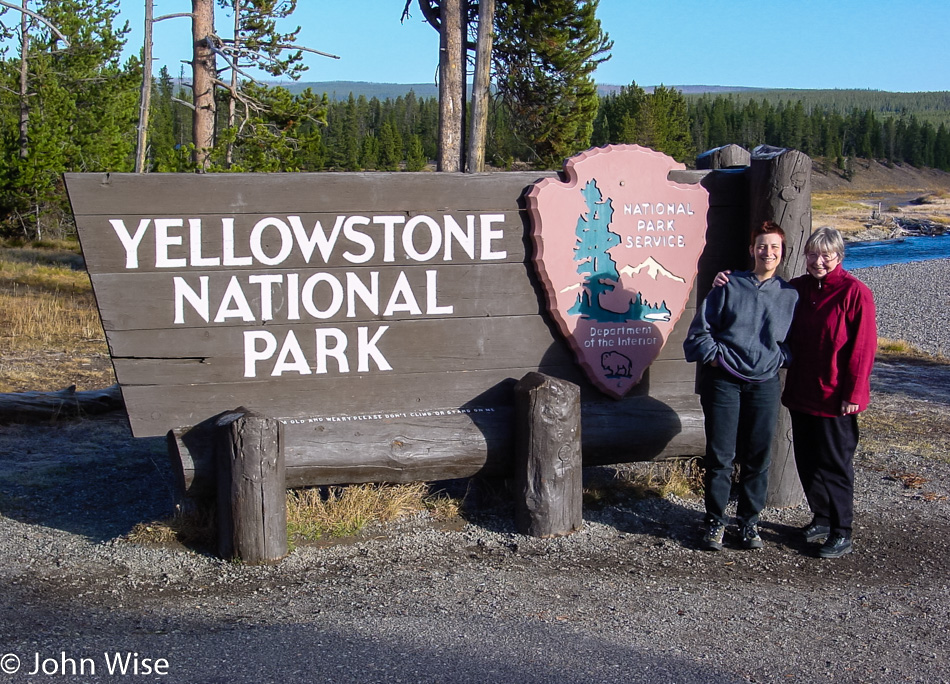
[89,263,542,331]
[105,315,695,386]
[65,167,756,495]
[123,356,699,437]
[65,172,554,217]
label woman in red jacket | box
[714,226,876,558]
[783,227,876,559]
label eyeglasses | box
[805,252,840,263]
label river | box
[844,233,950,269]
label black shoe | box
[801,522,830,543]
[702,523,725,551]
[740,523,763,550]
[818,534,853,559]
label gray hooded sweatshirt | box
[683,271,799,382]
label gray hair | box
[804,227,845,262]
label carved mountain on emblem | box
[619,257,686,283]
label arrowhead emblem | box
[526,145,709,398]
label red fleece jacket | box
[782,265,877,417]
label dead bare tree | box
[191,0,216,170]
[135,0,338,173]
[404,0,494,173]
[404,0,480,173]
[466,0,493,173]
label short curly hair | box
[804,227,845,262]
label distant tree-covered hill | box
[686,89,950,128]
[278,81,950,128]
[278,80,767,100]
[280,81,440,100]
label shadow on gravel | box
[871,357,950,403]
[0,413,177,542]
[0,581,749,684]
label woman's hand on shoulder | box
[712,270,732,287]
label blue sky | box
[119,1,950,91]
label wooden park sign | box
[64,147,742,500]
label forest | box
[0,0,948,240]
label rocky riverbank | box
[851,258,950,358]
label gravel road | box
[0,261,949,684]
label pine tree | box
[644,85,693,162]
[405,134,427,171]
[493,0,612,168]
[567,179,623,322]
[0,0,138,238]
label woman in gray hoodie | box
[683,221,799,551]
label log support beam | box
[514,372,583,538]
[214,408,287,563]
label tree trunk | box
[466,0,494,173]
[696,143,751,170]
[0,385,123,423]
[18,0,29,161]
[749,144,813,508]
[135,0,154,173]
[226,0,240,168]
[437,0,463,171]
[192,0,216,170]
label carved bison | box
[601,351,632,378]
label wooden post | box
[215,408,287,563]
[514,373,583,537]
[749,145,813,508]
[696,144,751,170]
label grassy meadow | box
[0,238,113,393]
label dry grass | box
[813,189,950,237]
[124,507,217,547]
[585,458,704,508]
[812,190,871,216]
[860,398,950,464]
[862,341,950,462]
[877,337,949,364]
[0,241,113,392]
[126,483,462,549]
[286,483,427,540]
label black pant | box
[699,367,781,527]
[790,410,859,537]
